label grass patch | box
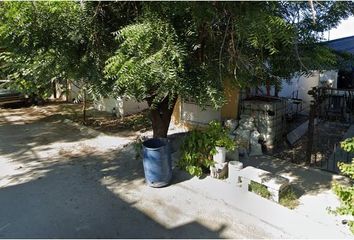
[249,181,271,199]
[248,181,299,209]
[279,186,299,209]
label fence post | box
[306,103,315,165]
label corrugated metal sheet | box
[326,35,354,55]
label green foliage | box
[279,187,299,210]
[249,181,271,199]
[0,2,138,100]
[341,138,354,156]
[0,2,89,97]
[104,16,186,107]
[207,120,235,154]
[178,121,235,177]
[1,1,352,138]
[178,129,214,178]
[331,138,354,234]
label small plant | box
[133,138,143,160]
[330,137,354,234]
[279,187,299,209]
[177,129,214,177]
[249,182,299,209]
[207,121,235,155]
[177,120,235,177]
[249,181,271,199]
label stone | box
[225,119,239,132]
[210,162,228,179]
[250,130,261,145]
[249,143,263,156]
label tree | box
[1,2,353,138]
[0,1,141,120]
[0,2,86,99]
[104,16,186,137]
[0,1,139,103]
[104,2,354,138]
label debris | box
[210,162,228,179]
[287,119,318,145]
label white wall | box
[181,101,221,125]
[279,71,319,113]
[279,70,338,114]
[119,98,148,116]
[94,97,148,117]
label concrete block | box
[287,119,318,145]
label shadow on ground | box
[0,154,218,238]
[0,146,216,238]
[0,107,217,238]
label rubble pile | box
[233,98,287,155]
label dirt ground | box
[5,101,349,168]
[10,101,348,167]
[2,101,152,137]
[56,103,152,134]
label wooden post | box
[306,87,320,166]
[306,104,315,165]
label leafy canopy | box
[104,16,186,107]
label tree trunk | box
[82,88,87,124]
[147,96,177,138]
[66,79,70,102]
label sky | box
[325,16,354,40]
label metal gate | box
[320,142,354,173]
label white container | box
[228,161,244,184]
[213,146,226,163]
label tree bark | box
[82,88,87,124]
[146,95,177,138]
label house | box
[171,36,354,151]
[171,79,287,151]
[171,79,241,129]
[278,36,354,114]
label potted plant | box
[207,121,236,164]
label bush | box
[177,129,214,177]
[177,121,235,177]
[331,137,354,234]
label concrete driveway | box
[0,105,352,239]
[0,106,284,238]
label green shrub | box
[331,137,354,234]
[249,181,271,199]
[177,121,235,177]
[177,129,214,177]
[279,187,299,209]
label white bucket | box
[213,146,226,163]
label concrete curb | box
[184,176,352,238]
